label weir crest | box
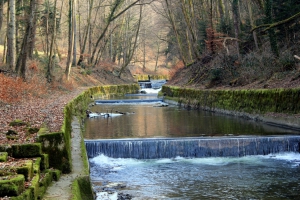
[85,136,300,159]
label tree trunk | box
[165,0,187,65]
[180,0,199,60]
[72,0,77,66]
[0,0,3,32]
[78,0,94,66]
[65,0,74,80]
[232,0,240,58]
[15,0,37,79]
[46,0,58,83]
[28,0,38,59]
[246,0,259,50]
[118,3,143,77]
[154,39,160,73]
[90,0,141,66]
[7,0,16,71]
[2,33,7,63]
[45,0,50,56]
[218,0,225,19]
[264,0,279,57]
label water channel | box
[84,89,300,200]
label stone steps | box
[0,143,61,199]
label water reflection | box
[84,103,297,139]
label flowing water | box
[90,153,300,199]
[84,93,300,199]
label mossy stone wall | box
[38,132,70,173]
[67,84,138,200]
[38,84,139,174]
[134,74,169,81]
[162,86,300,114]
[71,176,94,200]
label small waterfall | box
[85,136,300,159]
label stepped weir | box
[85,136,300,159]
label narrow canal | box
[84,90,300,200]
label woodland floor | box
[0,66,135,146]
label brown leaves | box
[0,74,85,145]
[0,74,47,104]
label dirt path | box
[43,117,85,200]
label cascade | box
[95,98,163,104]
[85,136,300,159]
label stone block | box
[0,152,8,162]
[0,174,25,196]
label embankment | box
[162,86,300,131]
[65,84,139,200]
[0,84,139,200]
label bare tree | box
[72,0,77,66]
[15,0,38,79]
[0,0,3,32]
[65,0,75,80]
[232,0,240,58]
[118,2,143,77]
[46,0,58,83]
[7,0,16,71]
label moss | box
[38,171,53,199]
[37,127,50,135]
[9,119,29,127]
[15,160,33,181]
[133,74,169,81]
[71,176,94,200]
[38,172,52,188]
[46,169,61,181]
[0,145,13,156]
[26,127,40,135]
[0,170,14,176]
[80,134,89,175]
[7,135,19,140]
[10,188,33,200]
[12,143,42,158]
[0,152,8,162]
[38,132,71,173]
[0,174,25,196]
[162,86,300,114]
[6,129,18,136]
[40,154,49,170]
[29,174,40,200]
[38,172,52,199]
[33,158,41,174]
[2,160,34,181]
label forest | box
[0,1,299,199]
[0,0,299,90]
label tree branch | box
[251,11,300,32]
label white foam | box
[262,152,300,167]
[96,192,118,200]
[91,152,300,168]
[266,152,300,161]
[139,88,161,94]
[90,154,145,168]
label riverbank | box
[162,86,300,132]
[42,117,91,200]
[1,67,300,199]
